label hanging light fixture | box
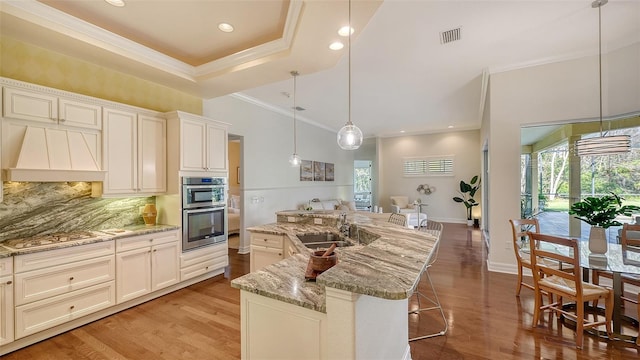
[289,70,302,166]
[337,0,363,150]
[575,0,631,156]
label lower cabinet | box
[0,256,14,346]
[180,242,228,281]
[12,241,116,339]
[249,232,284,272]
[116,231,180,303]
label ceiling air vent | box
[440,27,461,44]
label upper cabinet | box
[165,111,229,191]
[96,107,166,197]
[3,87,101,130]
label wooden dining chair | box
[528,232,613,349]
[592,224,640,312]
[388,213,407,227]
[509,218,540,296]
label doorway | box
[354,160,372,211]
[228,135,244,253]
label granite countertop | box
[231,211,439,313]
[0,224,180,257]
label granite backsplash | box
[0,182,154,241]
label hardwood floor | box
[4,223,639,359]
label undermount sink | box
[296,232,353,249]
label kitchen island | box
[231,211,440,360]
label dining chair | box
[509,219,540,296]
[388,213,407,227]
[592,224,640,315]
[409,219,447,341]
[528,232,612,349]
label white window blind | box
[403,156,454,177]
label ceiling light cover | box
[338,26,354,37]
[329,42,344,50]
[575,0,631,156]
[218,23,234,33]
[105,0,125,7]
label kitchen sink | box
[296,232,353,249]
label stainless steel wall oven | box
[181,177,227,252]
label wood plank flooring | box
[3,223,639,359]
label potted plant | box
[453,175,481,226]
[569,192,640,253]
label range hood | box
[4,126,106,182]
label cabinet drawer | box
[116,231,179,253]
[15,281,116,339]
[250,233,283,248]
[0,257,12,276]
[15,241,115,273]
[14,255,114,306]
[180,242,227,269]
[180,256,228,282]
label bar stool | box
[409,219,447,341]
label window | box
[403,156,454,177]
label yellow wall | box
[228,140,240,194]
[0,36,202,114]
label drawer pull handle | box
[69,277,74,281]
[5,280,12,285]
[70,305,75,310]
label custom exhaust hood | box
[4,126,106,182]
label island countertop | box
[231,211,439,313]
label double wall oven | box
[182,177,227,252]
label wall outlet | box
[287,217,296,223]
[314,218,323,225]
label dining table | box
[578,241,640,336]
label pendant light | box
[337,0,363,150]
[289,70,302,166]
[575,0,631,156]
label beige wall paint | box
[378,130,481,223]
[0,36,202,114]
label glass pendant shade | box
[289,153,301,166]
[337,123,363,150]
[575,135,631,156]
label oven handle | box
[185,184,225,190]
[184,206,226,214]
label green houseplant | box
[569,192,640,253]
[453,175,481,225]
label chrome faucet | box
[339,213,351,238]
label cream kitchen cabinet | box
[165,111,228,181]
[249,232,284,272]
[3,86,101,130]
[13,241,116,339]
[179,242,228,281]
[98,108,166,196]
[115,230,179,304]
[0,257,14,346]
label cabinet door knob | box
[70,305,75,310]
[5,280,12,285]
[153,249,157,252]
[278,253,282,256]
[59,118,66,122]
[69,276,74,281]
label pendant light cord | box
[347,0,352,126]
[292,71,298,154]
[597,1,603,137]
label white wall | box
[378,130,481,223]
[203,95,355,252]
[484,43,640,274]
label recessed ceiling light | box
[400,130,406,133]
[338,26,354,37]
[218,23,234,33]
[448,125,454,128]
[329,42,344,51]
[105,0,125,7]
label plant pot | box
[589,226,607,254]
[467,219,473,227]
